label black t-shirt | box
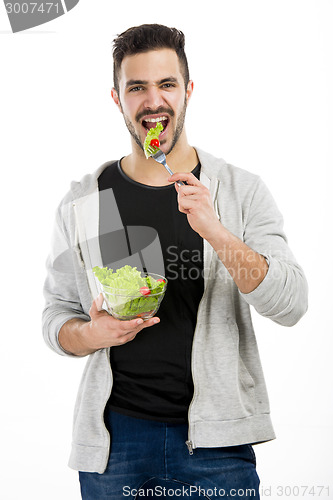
[98,160,204,423]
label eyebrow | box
[125,77,179,88]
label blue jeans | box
[79,410,260,499]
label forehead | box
[118,48,183,86]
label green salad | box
[93,264,167,319]
[144,121,163,158]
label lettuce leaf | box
[93,265,166,319]
[143,122,163,158]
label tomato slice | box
[150,139,160,148]
[139,286,151,296]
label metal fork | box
[147,146,185,186]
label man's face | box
[112,48,193,156]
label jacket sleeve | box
[42,204,91,357]
[239,177,308,326]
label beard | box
[121,97,188,156]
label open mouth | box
[141,116,169,135]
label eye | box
[161,83,175,89]
[129,86,143,93]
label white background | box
[0,1,332,498]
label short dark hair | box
[112,24,190,92]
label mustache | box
[136,108,174,122]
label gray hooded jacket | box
[42,148,308,473]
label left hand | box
[168,172,221,241]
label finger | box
[177,193,201,204]
[128,316,160,332]
[177,184,201,197]
[140,316,160,329]
[119,316,160,336]
[178,198,197,212]
[168,172,202,187]
[119,317,145,332]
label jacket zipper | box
[186,177,219,456]
[186,274,211,455]
[185,440,194,455]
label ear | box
[111,87,122,112]
[186,80,194,101]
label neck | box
[121,132,199,187]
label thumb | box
[89,293,104,317]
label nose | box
[143,85,164,110]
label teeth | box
[143,116,167,123]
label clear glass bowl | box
[99,272,167,321]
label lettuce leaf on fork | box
[143,121,163,159]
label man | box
[43,24,308,499]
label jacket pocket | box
[226,318,256,415]
[191,319,256,421]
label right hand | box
[83,294,160,350]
